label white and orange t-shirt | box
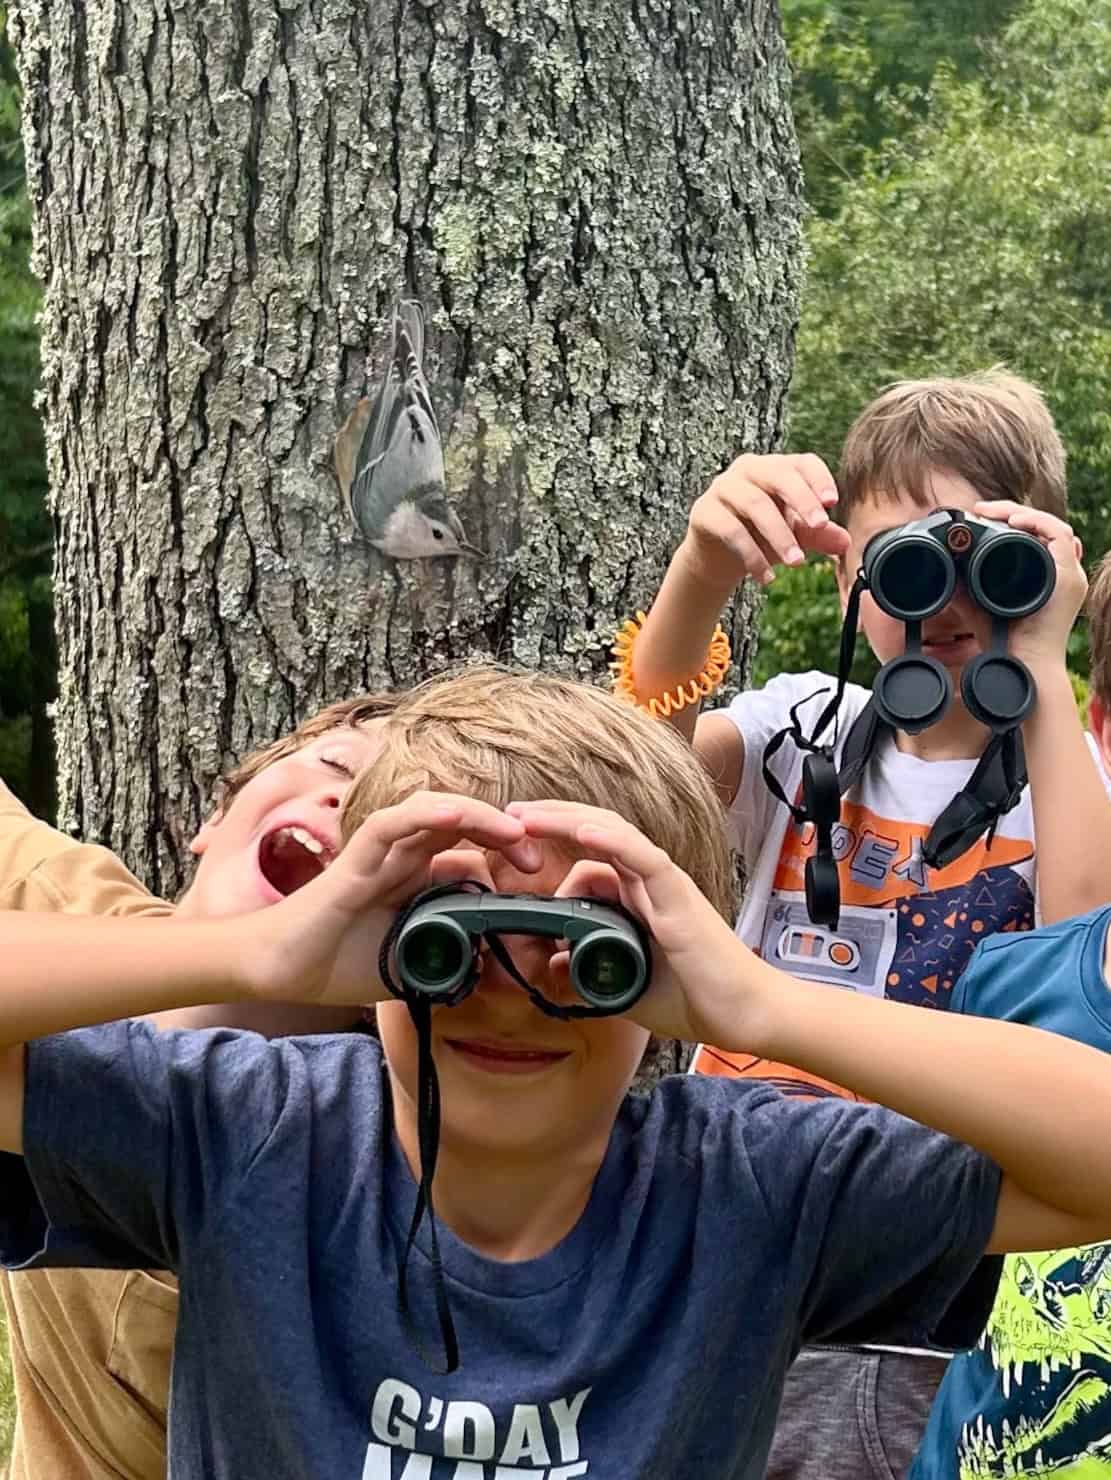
[692,670,1069,1098]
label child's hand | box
[974,500,1087,670]
[681,453,850,592]
[505,800,752,1045]
[238,793,541,1007]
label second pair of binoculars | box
[394,892,651,1015]
[860,509,1056,734]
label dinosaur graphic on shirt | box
[954,1245,1111,1478]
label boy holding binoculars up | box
[6,666,1111,1480]
[624,369,1111,1478]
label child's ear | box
[1088,695,1111,777]
[188,807,226,858]
[831,552,853,616]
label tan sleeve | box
[0,782,172,917]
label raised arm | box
[0,795,538,1155]
[629,454,846,802]
[979,499,1111,923]
[510,798,1111,1257]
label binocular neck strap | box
[760,574,866,820]
[396,995,460,1376]
[379,895,466,1376]
[921,726,1027,869]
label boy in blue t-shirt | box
[3,667,1111,1479]
[911,556,1111,1479]
[910,907,1111,1480]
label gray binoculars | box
[862,508,1055,624]
[394,892,650,1014]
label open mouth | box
[257,825,335,897]
[922,630,976,655]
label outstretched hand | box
[974,499,1087,669]
[683,452,850,592]
[239,792,541,1007]
[505,799,752,1044]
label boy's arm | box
[980,499,1111,923]
[0,793,537,1154]
[631,454,845,800]
[512,799,1111,1257]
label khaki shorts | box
[1,1267,176,1480]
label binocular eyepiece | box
[394,892,650,1015]
[862,508,1055,625]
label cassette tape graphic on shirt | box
[761,896,897,996]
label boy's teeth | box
[288,826,324,855]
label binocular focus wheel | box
[805,854,841,930]
[960,653,1035,729]
[872,655,952,735]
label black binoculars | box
[860,509,1055,734]
[394,892,650,1014]
[862,508,1055,624]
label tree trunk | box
[11,0,801,901]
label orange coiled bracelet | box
[610,611,732,719]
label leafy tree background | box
[0,3,52,814]
[762,0,1110,698]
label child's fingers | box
[345,792,533,882]
[973,500,1075,550]
[553,858,624,904]
[427,848,499,892]
[745,454,835,530]
[507,802,688,914]
[712,479,806,568]
[791,452,840,507]
[692,496,778,585]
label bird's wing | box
[348,301,446,540]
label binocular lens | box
[574,938,640,1000]
[973,539,1053,618]
[872,541,952,620]
[398,922,468,991]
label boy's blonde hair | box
[217,692,400,809]
[342,667,735,920]
[1088,553,1111,709]
[838,368,1067,522]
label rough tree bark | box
[11,0,802,903]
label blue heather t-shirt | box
[0,1022,1001,1479]
[912,905,1111,1480]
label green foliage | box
[781,0,1019,213]
[751,557,878,688]
[0,8,52,810]
[758,0,1111,697]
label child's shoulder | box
[971,903,1111,965]
[721,669,872,745]
[953,904,1111,1028]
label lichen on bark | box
[11,0,802,900]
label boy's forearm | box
[0,913,246,1046]
[634,541,735,741]
[715,953,1111,1224]
[1022,662,1111,923]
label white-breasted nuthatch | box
[334,301,483,560]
